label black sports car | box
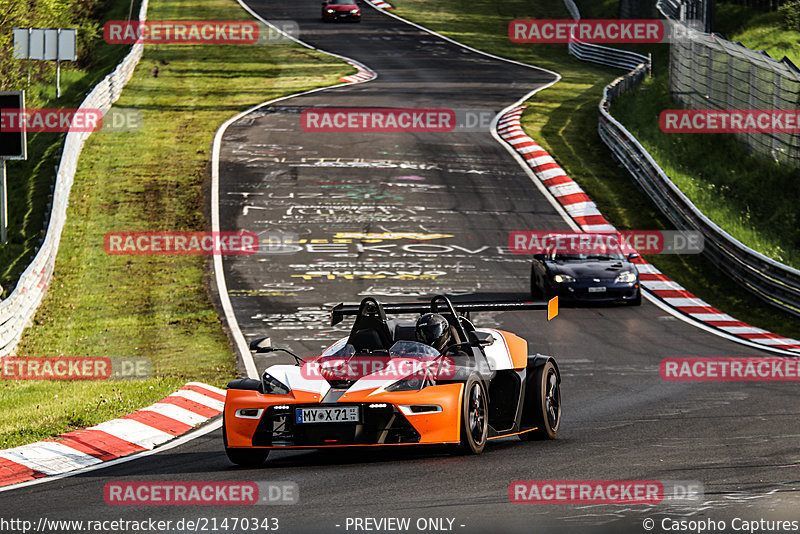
[531,253,641,305]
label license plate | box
[296,406,360,424]
[588,286,607,293]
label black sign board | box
[0,91,27,160]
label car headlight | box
[553,274,575,283]
[350,8,359,12]
[615,271,637,284]
[261,371,290,395]
[384,375,436,392]
[326,8,335,12]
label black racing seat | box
[347,297,393,352]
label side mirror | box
[627,253,641,261]
[468,331,495,347]
[248,336,272,352]
[533,254,545,261]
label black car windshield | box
[319,341,439,358]
[553,253,625,262]
[328,0,356,4]
[388,341,440,359]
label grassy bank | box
[0,0,352,448]
[611,75,800,269]
[0,0,140,297]
[386,0,800,339]
[716,3,800,66]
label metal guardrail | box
[598,70,800,318]
[561,0,800,317]
[0,0,150,357]
[563,0,651,72]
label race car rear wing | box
[330,294,558,326]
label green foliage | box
[0,0,108,107]
[778,0,800,31]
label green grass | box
[386,0,800,339]
[716,4,800,66]
[0,0,352,449]
[611,75,800,269]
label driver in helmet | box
[415,313,452,352]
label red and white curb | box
[0,382,225,488]
[364,0,394,9]
[497,105,800,354]
[338,59,377,84]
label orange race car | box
[222,295,561,466]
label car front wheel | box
[452,374,488,454]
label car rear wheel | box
[223,417,269,466]
[520,360,561,440]
[452,374,488,454]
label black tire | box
[453,374,488,454]
[520,360,561,440]
[630,288,642,306]
[223,417,269,467]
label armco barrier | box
[560,0,800,318]
[598,76,800,317]
[0,1,150,357]
[563,0,651,72]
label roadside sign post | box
[0,91,28,245]
[13,28,77,98]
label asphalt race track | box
[3,3,799,533]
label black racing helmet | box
[415,313,451,352]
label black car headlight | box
[553,273,575,283]
[384,375,436,392]
[261,371,290,395]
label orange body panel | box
[224,389,321,448]
[338,383,463,444]
[495,330,529,369]
[224,383,464,448]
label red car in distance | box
[321,0,361,22]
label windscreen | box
[388,340,441,359]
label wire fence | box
[599,70,800,317]
[659,0,800,168]
[0,0,149,357]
